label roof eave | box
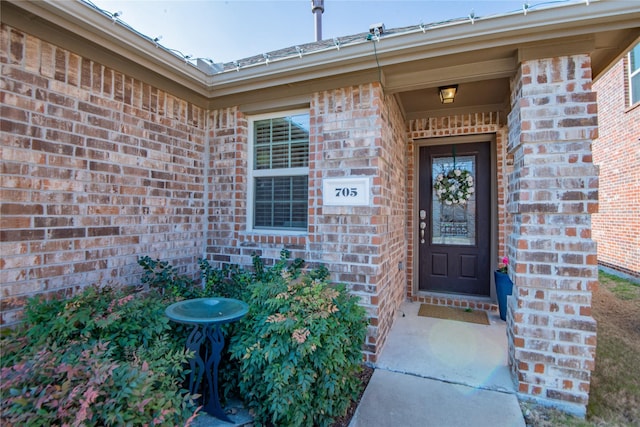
[210,1,640,95]
[4,0,640,101]
[3,0,213,97]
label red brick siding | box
[204,85,408,362]
[312,84,409,362]
[1,25,207,325]
[506,55,598,415]
[592,58,640,277]
[368,87,408,362]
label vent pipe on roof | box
[311,0,324,42]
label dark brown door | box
[418,142,491,296]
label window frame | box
[629,43,640,106]
[247,109,310,235]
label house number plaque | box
[323,177,370,206]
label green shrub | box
[199,250,304,302]
[209,250,306,401]
[199,259,252,301]
[1,253,368,427]
[138,256,202,299]
[17,286,175,360]
[228,269,368,427]
[252,249,305,283]
[0,286,197,426]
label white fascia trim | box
[4,0,213,94]
[6,0,640,97]
[208,0,640,91]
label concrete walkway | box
[349,300,526,427]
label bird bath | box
[165,297,249,422]
[165,297,248,325]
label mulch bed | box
[331,364,375,427]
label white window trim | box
[247,109,309,235]
[629,44,640,106]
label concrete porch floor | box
[349,300,526,427]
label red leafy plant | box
[0,286,197,426]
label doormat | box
[418,304,489,325]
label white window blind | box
[250,112,309,231]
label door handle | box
[419,210,427,244]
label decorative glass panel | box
[431,155,476,246]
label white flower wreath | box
[434,169,475,205]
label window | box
[629,43,640,105]
[248,111,309,232]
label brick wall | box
[506,55,599,416]
[204,84,408,362]
[406,114,509,306]
[310,84,408,362]
[592,57,640,278]
[1,25,409,363]
[207,106,311,265]
[1,24,608,396]
[0,24,207,325]
[367,86,408,362]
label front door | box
[418,142,491,296]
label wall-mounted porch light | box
[439,85,458,104]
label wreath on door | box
[434,169,474,205]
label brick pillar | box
[506,55,598,416]
[310,83,407,363]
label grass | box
[523,271,640,426]
[587,272,640,425]
[599,271,640,300]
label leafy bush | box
[1,340,194,427]
[228,268,368,426]
[211,250,308,400]
[251,249,305,283]
[19,286,175,360]
[0,286,196,426]
[200,259,252,301]
[1,252,368,427]
[148,250,367,426]
[139,255,254,301]
[200,250,304,302]
[139,256,202,299]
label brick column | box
[310,84,407,363]
[506,55,598,416]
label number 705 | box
[335,187,358,197]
